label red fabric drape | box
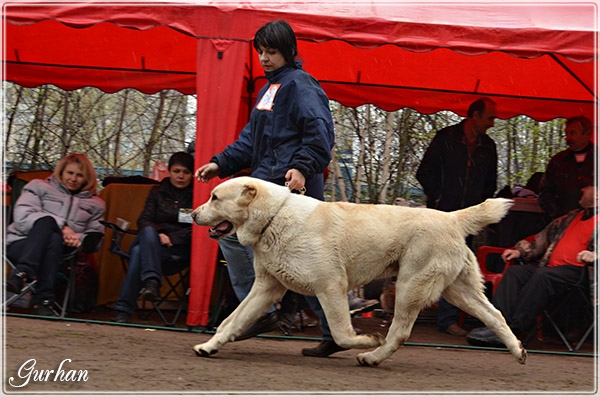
[188,39,249,326]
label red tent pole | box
[187,38,248,326]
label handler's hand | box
[501,249,521,262]
[577,250,596,264]
[62,225,81,248]
[196,163,220,183]
[284,169,306,193]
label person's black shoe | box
[32,300,59,317]
[466,327,506,348]
[140,278,160,302]
[301,340,349,357]
[111,311,131,323]
[277,311,298,336]
[6,271,27,294]
[235,311,279,341]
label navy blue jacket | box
[416,120,497,211]
[211,64,335,200]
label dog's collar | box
[260,199,287,235]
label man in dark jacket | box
[416,97,498,336]
[538,115,595,220]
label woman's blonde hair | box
[53,153,98,194]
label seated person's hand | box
[62,225,81,248]
[501,249,521,262]
[159,233,173,248]
[577,250,596,264]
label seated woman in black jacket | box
[113,152,194,323]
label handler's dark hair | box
[254,20,298,68]
[467,97,496,119]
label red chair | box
[476,235,536,299]
[476,246,514,299]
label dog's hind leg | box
[443,260,527,365]
[193,274,287,357]
[316,286,385,351]
[356,272,429,367]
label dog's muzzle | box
[208,221,233,239]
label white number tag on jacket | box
[255,84,281,111]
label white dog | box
[191,177,527,366]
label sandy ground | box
[2,308,597,396]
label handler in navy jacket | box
[196,20,340,357]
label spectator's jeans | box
[114,226,188,315]
[219,233,333,340]
[7,216,66,305]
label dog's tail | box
[453,198,513,237]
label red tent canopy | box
[3,2,598,326]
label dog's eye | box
[211,194,218,201]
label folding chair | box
[150,261,190,327]
[523,262,595,352]
[476,235,536,300]
[477,238,594,352]
[100,220,190,327]
[4,232,103,317]
[476,245,514,300]
[6,170,53,224]
[3,170,52,311]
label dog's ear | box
[237,183,257,206]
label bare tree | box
[378,111,394,203]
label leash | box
[260,198,288,235]
[259,183,305,235]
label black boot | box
[140,278,160,302]
[32,300,59,317]
[6,271,27,294]
[235,311,279,341]
[111,311,131,324]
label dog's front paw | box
[356,352,380,367]
[193,343,218,357]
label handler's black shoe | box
[301,340,349,357]
[466,327,505,348]
[235,311,279,341]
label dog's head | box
[191,176,285,241]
